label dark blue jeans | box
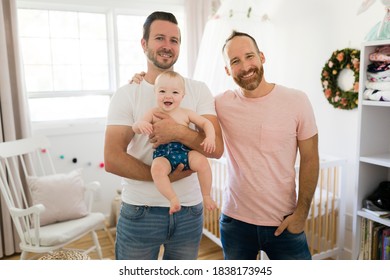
[115,202,203,260]
[220,213,312,260]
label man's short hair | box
[222,30,260,54]
[143,11,179,42]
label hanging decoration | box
[321,48,360,110]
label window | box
[18,9,109,92]
[116,15,146,87]
[16,1,186,123]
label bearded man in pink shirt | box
[216,30,319,260]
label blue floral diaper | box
[153,142,191,172]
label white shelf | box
[360,153,390,167]
[357,210,390,227]
[362,100,390,107]
[354,39,390,259]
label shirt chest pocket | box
[260,125,296,153]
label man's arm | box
[274,134,319,236]
[151,112,224,158]
[295,134,320,222]
[104,125,153,181]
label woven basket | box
[38,249,90,260]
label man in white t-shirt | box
[216,30,319,260]
[104,11,223,260]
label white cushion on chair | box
[27,169,88,226]
[24,212,105,246]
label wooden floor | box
[1,228,224,260]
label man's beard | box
[233,66,263,91]
[146,48,178,70]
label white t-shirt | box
[106,79,216,206]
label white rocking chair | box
[0,135,105,259]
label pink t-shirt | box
[215,84,318,226]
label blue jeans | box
[220,213,312,260]
[115,202,203,260]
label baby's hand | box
[200,137,216,153]
[136,121,153,135]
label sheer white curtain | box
[193,0,278,95]
[185,0,220,78]
[0,0,32,258]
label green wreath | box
[321,48,360,110]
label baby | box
[133,70,217,214]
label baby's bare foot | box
[169,197,181,214]
[203,195,217,211]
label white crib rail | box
[301,155,347,259]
